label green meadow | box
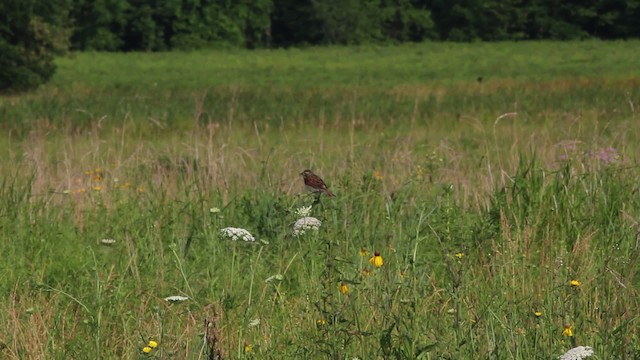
[1,41,639,359]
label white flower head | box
[292,217,322,237]
[295,205,312,217]
[164,295,189,302]
[209,207,221,214]
[221,227,255,242]
[559,346,594,360]
[100,239,116,245]
[248,318,260,327]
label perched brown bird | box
[300,169,335,197]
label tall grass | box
[0,42,639,359]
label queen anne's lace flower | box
[292,217,322,236]
[295,205,312,217]
[221,227,255,242]
[559,346,594,360]
[164,295,189,302]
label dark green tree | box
[312,0,383,44]
[0,0,71,93]
[71,0,130,50]
[380,0,434,41]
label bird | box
[300,169,335,197]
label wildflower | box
[148,340,158,348]
[360,268,372,277]
[359,247,368,257]
[100,239,116,245]
[292,217,322,237]
[455,252,464,259]
[142,346,152,353]
[249,318,260,327]
[164,295,189,302]
[570,280,581,287]
[209,207,221,214]
[534,311,542,317]
[265,274,284,282]
[220,227,255,242]
[317,319,327,326]
[559,346,594,360]
[339,282,350,294]
[244,341,251,353]
[562,324,574,337]
[369,252,384,268]
[373,170,383,181]
[295,205,312,217]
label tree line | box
[3,0,640,92]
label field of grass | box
[1,41,640,359]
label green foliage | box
[2,41,640,134]
[1,43,640,358]
[0,0,71,92]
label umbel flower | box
[559,346,594,360]
[164,295,189,302]
[295,205,312,217]
[220,227,255,242]
[292,217,322,237]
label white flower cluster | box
[164,295,189,302]
[292,217,322,237]
[559,346,594,360]
[295,205,312,217]
[220,227,255,242]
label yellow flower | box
[534,311,542,317]
[359,247,368,257]
[244,341,252,353]
[148,340,158,348]
[570,279,580,287]
[373,170,383,181]
[361,268,372,277]
[369,252,384,268]
[142,346,152,353]
[93,186,102,191]
[455,252,464,259]
[317,319,327,326]
[562,324,574,337]
[339,282,350,294]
